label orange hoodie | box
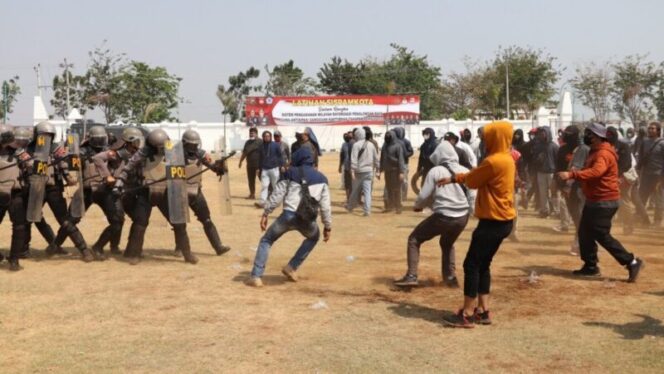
[456,121,516,221]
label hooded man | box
[533,126,559,217]
[558,123,643,282]
[438,121,516,328]
[393,127,414,200]
[347,127,379,216]
[394,141,470,288]
[416,128,438,181]
[239,127,261,199]
[461,128,472,145]
[443,132,473,170]
[339,131,354,202]
[292,127,321,168]
[247,148,332,287]
[379,130,406,213]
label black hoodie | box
[417,127,437,175]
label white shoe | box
[281,265,298,282]
[245,277,264,287]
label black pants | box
[636,174,663,224]
[55,187,125,250]
[0,190,30,261]
[187,188,224,252]
[124,190,192,258]
[246,165,259,196]
[385,169,402,211]
[25,217,56,251]
[578,204,634,267]
[38,186,88,251]
[407,213,469,279]
[463,219,513,298]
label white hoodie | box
[414,142,470,217]
[350,128,379,174]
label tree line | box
[3,42,664,127]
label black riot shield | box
[165,140,189,224]
[67,133,86,218]
[27,134,52,222]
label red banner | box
[244,95,420,126]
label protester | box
[556,125,590,254]
[379,130,406,214]
[558,123,643,281]
[339,131,354,202]
[438,120,516,328]
[460,128,472,145]
[246,148,332,287]
[443,132,474,169]
[607,126,636,235]
[346,127,379,216]
[238,127,261,199]
[273,130,291,167]
[416,128,438,182]
[393,127,414,200]
[394,141,470,288]
[256,131,284,208]
[471,127,485,163]
[532,126,559,218]
[634,122,664,226]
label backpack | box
[294,166,320,222]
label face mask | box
[423,134,430,140]
[583,134,593,146]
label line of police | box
[0,121,229,271]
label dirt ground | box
[1,153,664,373]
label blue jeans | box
[251,210,320,278]
[347,171,373,214]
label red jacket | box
[570,142,620,202]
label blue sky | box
[2,0,663,123]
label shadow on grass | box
[645,290,664,297]
[583,314,664,340]
[387,302,456,326]
[231,270,287,286]
[505,265,609,282]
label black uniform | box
[0,145,30,269]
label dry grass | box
[1,153,664,373]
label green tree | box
[491,46,561,119]
[84,42,127,123]
[317,44,443,120]
[51,63,89,119]
[0,76,21,122]
[611,54,658,127]
[264,60,316,96]
[216,67,261,122]
[571,62,613,123]
[654,63,664,121]
[115,61,181,123]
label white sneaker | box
[245,277,264,287]
[282,265,298,282]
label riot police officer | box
[0,124,30,270]
[90,126,144,257]
[114,128,198,265]
[177,129,230,256]
[25,121,96,262]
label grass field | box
[1,153,664,373]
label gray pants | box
[407,213,469,279]
[537,172,555,216]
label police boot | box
[8,257,23,271]
[124,224,147,265]
[109,224,123,255]
[67,226,97,262]
[174,225,198,264]
[203,220,230,256]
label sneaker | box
[552,225,569,233]
[362,212,370,217]
[91,246,107,261]
[444,276,460,288]
[572,265,601,277]
[281,265,298,282]
[627,258,644,283]
[173,249,183,257]
[183,253,199,265]
[246,277,263,288]
[443,309,475,328]
[473,308,492,325]
[110,247,122,255]
[128,256,141,266]
[393,274,418,287]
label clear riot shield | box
[67,133,86,218]
[26,134,52,222]
[165,140,189,224]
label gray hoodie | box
[414,142,470,217]
[350,127,379,174]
